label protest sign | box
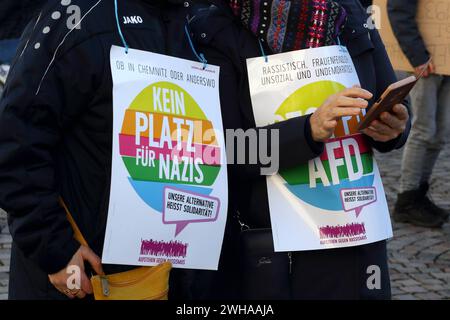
[247,45,393,251]
[102,46,228,270]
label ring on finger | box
[70,289,80,295]
[63,288,74,296]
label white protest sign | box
[247,45,393,251]
[102,46,228,270]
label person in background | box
[388,0,450,228]
[190,0,410,299]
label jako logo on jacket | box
[123,16,143,24]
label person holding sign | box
[189,0,410,299]
[0,1,46,98]
[388,0,450,228]
[0,0,238,300]
[359,0,372,7]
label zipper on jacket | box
[288,252,292,274]
[235,210,249,231]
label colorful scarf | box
[228,0,347,53]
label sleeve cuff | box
[408,51,430,68]
[39,237,80,275]
[304,115,325,155]
[368,120,411,153]
[369,134,402,153]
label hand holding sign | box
[310,86,373,142]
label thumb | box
[80,270,93,294]
[80,246,105,276]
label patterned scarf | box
[228,0,347,53]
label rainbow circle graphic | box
[276,81,375,211]
[119,82,221,212]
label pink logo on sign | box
[162,187,220,237]
[340,187,377,218]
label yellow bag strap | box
[59,197,89,248]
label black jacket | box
[0,0,203,277]
[359,0,372,7]
[387,0,429,67]
[0,0,46,40]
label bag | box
[90,264,171,300]
[60,199,172,300]
[238,218,292,299]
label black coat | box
[0,0,46,40]
[186,0,410,299]
[387,0,429,67]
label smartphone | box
[358,59,431,131]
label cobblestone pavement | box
[377,147,450,300]
[0,209,10,300]
[0,147,449,300]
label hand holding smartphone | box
[358,59,431,131]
